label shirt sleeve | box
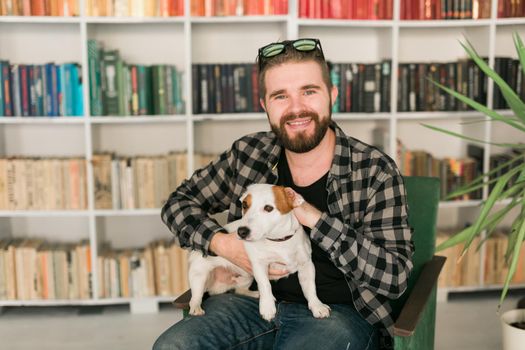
[309,171,414,299]
[160,145,238,256]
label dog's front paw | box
[309,302,331,318]
[259,298,276,321]
[189,304,205,316]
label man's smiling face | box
[261,61,337,153]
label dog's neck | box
[267,234,294,242]
[266,215,302,242]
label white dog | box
[188,183,331,321]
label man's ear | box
[330,85,339,108]
[260,98,266,112]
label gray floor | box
[0,292,521,349]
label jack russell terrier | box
[188,183,331,321]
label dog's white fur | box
[188,183,331,321]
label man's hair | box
[257,45,332,101]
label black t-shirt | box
[272,152,354,305]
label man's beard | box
[270,110,331,153]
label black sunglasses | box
[257,38,325,71]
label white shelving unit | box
[1,0,524,311]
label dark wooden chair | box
[173,176,445,350]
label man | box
[155,38,413,350]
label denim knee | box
[152,322,195,350]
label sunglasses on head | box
[257,38,325,71]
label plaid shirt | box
[161,121,414,341]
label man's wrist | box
[308,211,322,228]
[209,231,227,256]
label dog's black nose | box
[238,226,250,239]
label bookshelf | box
[0,0,524,311]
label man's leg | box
[153,293,277,350]
[273,302,378,350]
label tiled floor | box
[0,291,522,349]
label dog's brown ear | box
[272,186,293,214]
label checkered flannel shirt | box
[161,121,414,341]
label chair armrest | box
[173,289,192,309]
[393,255,446,337]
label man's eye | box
[264,205,274,212]
[304,90,316,95]
[274,95,286,100]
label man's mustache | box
[280,111,319,125]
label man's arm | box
[161,146,238,256]
[291,171,413,300]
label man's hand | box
[284,187,322,229]
[210,232,252,273]
[209,232,289,279]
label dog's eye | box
[264,205,274,212]
[242,201,248,210]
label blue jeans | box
[153,293,378,350]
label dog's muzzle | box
[237,226,250,239]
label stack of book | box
[299,0,393,19]
[0,157,88,210]
[92,151,217,210]
[191,0,288,16]
[331,61,391,113]
[85,0,184,17]
[0,0,79,16]
[88,40,185,117]
[396,142,483,200]
[0,61,83,117]
[98,240,188,298]
[397,60,488,112]
[192,63,261,114]
[401,0,491,20]
[0,239,92,300]
[493,57,525,109]
[498,0,525,17]
[437,229,481,287]
[0,238,190,300]
[437,228,525,287]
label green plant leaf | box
[445,164,524,200]
[505,209,525,263]
[444,155,525,199]
[477,199,520,250]
[436,225,474,251]
[498,179,525,200]
[461,39,525,124]
[476,204,516,250]
[499,203,525,310]
[460,117,523,126]
[514,32,525,79]
[486,201,520,235]
[472,201,517,248]
[461,172,512,257]
[429,79,525,133]
[421,123,525,149]
[437,197,521,252]
[427,33,525,307]
[438,200,519,252]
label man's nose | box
[288,94,306,113]
[237,226,250,239]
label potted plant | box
[422,33,525,350]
